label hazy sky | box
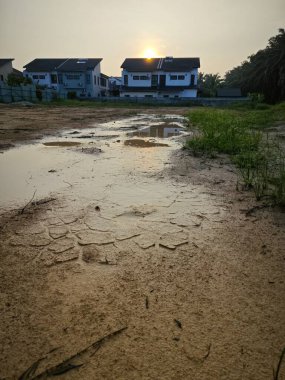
[0,0,284,76]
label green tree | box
[198,73,224,97]
[6,73,32,86]
[224,28,285,103]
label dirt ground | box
[0,104,284,380]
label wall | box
[23,71,52,87]
[0,61,13,82]
[122,68,198,88]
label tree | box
[224,28,285,103]
[198,73,224,97]
[6,73,32,86]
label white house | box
[120,57,200,98]
[23,58,107,98]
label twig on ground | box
[18,326,127,379]
[273,346,285,380]
[19,190,37,214]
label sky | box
[0,0,284,76]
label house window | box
[170,75,185,80]
[33,75,39,79]
[86,74,91,84]
[100,77,106,87]
[66,74,80,80]
[144,95,153,98]
[94,76,96,85]
[151,75,158,86]
[133,75,148,80]
[124,94,130,97]
[191,74,195,86]
[0,75,4,81]
[39,75,45,79]
[58,74,63,84]
[51,74,57,84]
[163,95,169,98]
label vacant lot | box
[0,104,284,380]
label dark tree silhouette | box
[224,28,285,103]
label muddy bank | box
[0,108,284,380]
[0,105,188,149]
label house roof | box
[100,73,109,79]
[56,59,102,72]
[121,57,200,72]
[24,58,102,72]
[0,59,14,67]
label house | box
[120,57,200,98]
[23,58,106,98]
[0,59,14,83]
[217,88,242,97]
[109,76,122,96]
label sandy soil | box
[0,105,284,380]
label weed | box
[185,103,285,205]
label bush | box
[67,91,77,100]
[36,89,42,101]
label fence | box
[0,84,67,103]
[0,84,249,106]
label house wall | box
[122,68,198,89]
[23,71,52,87]
[123,70,151,87]
[0,61,14,82]
[121,89,197,98]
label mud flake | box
[76,231,115,245]
[159,232,189,250]
[84,216,115,232]
[16,224,46,235]
[48,238,75,253]
[47,217,64,226]
[9,237,26,247]
[44,250,79,266]
[49,226,69,239]
[60,215,78,224]
[134,234,157,249]
[29,236,51,247]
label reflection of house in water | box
[129,124,183,138]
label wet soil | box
[0,106,284,380]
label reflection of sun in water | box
[143,48,158,59]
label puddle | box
[128,123,184,139]
[124,139,169,148]
[0,114,198,214]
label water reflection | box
[128,124,184,139]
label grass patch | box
[185,103,285,205]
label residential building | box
[120,57,200,98]
[23,58,106,98]
[109,76,122,96]
[0,59,14,83]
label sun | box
[143,48,157,59]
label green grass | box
[185,103,285,205]
[41,98,200,108]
